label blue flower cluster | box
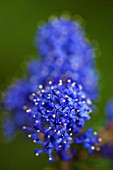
[35,18,99,101]
[23,80,99,161]
[4,80,33,111]
[75,128,101,154]
[2,79,34,139]
[2,17,100,161]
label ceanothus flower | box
[75,128,101,154]
[29,18,99,101]
[3,80,34,111]
[2,79,34,140]
[23,79,93,161]
[36,18,95,65]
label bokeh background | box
[0,0,113,169]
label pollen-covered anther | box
[49,81,52,85]
[51,86,54,90]
[37,130,40,132]
[94,131,97,135]
[56,91,60,94]
[33,140,37,143]
[67,79,71,83]
[26,109,31,113]
[28,134,31,138]
[74,92,76,95]
[91,146,95,150]
[58,82,62,86]
[59,79,62,83]
[52,114,56,118]
[49,157,52,161]
[81,95,86,99]
[79,84,83,90]
[39,85,43,89]
[57,130,60,134]
[89,109,92,114]
[72,82,76,87]
[99,138,102,142]
[22,126,26,130]
[37,98,40,101]
[32,93,36,96]
[87,99,92,105]
[35,153,39,156]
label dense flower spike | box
[2,16,103,164]
[31,18,99,101]
[23,80,92,161]
[75,128,101,154]
[36,18,94,63]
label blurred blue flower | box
[75,128,100,154]
[23,79,92,161]
[105,100,113,123]
[3,118,15,141]
[2,79,34,140]
[3,80,33,111]
[29,18,99,101]
[101,144,113,163]
[36,18,95,64]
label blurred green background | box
[0,0,113,169]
